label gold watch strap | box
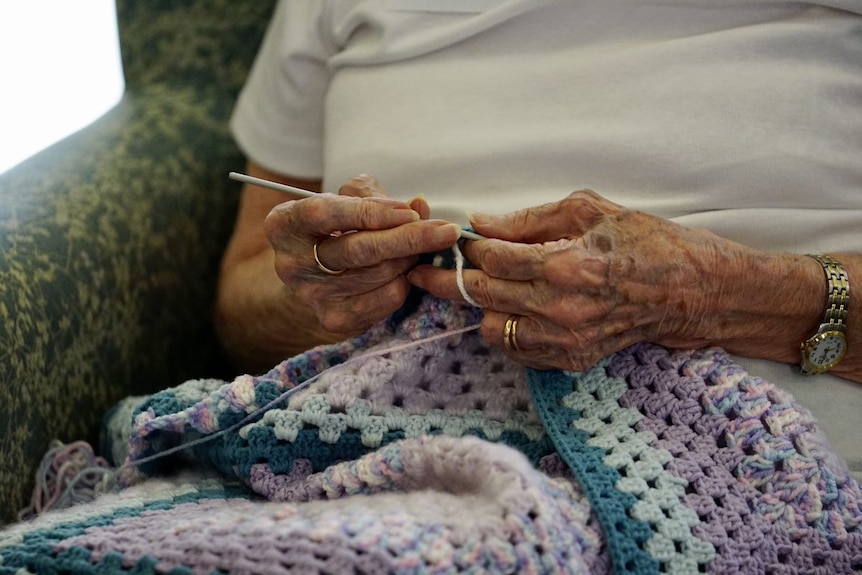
[808,254,850,332]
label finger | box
[408,266,611,323]
[460,240,547,280]
[407,266,549,318]
[310,276,413,334]
[265,194,419,247]
[336,174,433,220]
[482,311,637,351]
[468,190,624,243]
[303,254,418,291]
[408,266,542,313]
[464,237,611,287]
[338,174,389,198]
[480,311,647,371]
[315,220,462,271]
[409,195,431,220]
[480,311,604,371]
[274,231,416,291]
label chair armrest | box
[0,84,243,524]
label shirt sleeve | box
[229,0,335,179]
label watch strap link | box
[809,254,850,332]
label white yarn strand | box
[453,242,482,308]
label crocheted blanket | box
[2,293,862,575]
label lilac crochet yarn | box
[3,294,861,575]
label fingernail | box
[433,223,462,243]
[409,195,428,210]
[466,211,491,226]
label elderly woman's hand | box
[407,189,784,371]
[264,175,463,336]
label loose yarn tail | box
[19,322,483,520]
[19,440,114,521]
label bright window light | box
[0,1,124,175]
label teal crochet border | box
[189,424,555,481]
[527,368,659,575]
[0,486,250,575]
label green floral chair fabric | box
[0,0,276,525]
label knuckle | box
[561,193,596,213]
[470,274,496,308]
[319,309,351,333]
[566,188,624,216]
[301,197,332,228]
[338,180,362,197]
[337,184,355,196]
[570,187,599,199]
[560,194,610,229]
[395,225,424,253]
[339,174,382,197]
[380,280,410,311]
[341,235,378,266]
[477,245,508,277]
[355,200,380,229]
[354,173,380,188]
[263,204,293,243]
[514,207,537,233]
[318,316,341,333]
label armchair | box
[0,0,276,525]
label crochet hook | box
[229,171,487,241]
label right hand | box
[264,175,463,335]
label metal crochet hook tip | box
[228,171,487,240]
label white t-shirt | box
[230,0,862,476]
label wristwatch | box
[799,254,850,375]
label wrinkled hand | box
[408,189,749,371]
[264,175,462,335]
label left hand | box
[408,189,753,371]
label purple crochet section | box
[122,297,546,494]
[52,436,606,575]
[266,296,485,393]
[611,344,862,574]
[5,296,862,575]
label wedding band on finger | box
[312,241,346,275]
[503,315,522,352]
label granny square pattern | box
[2,293,861,574]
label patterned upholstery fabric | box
[0,0,276,525]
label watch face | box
[806,331,847,369]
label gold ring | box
[503,315,522,352]
[313,241,345,275]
